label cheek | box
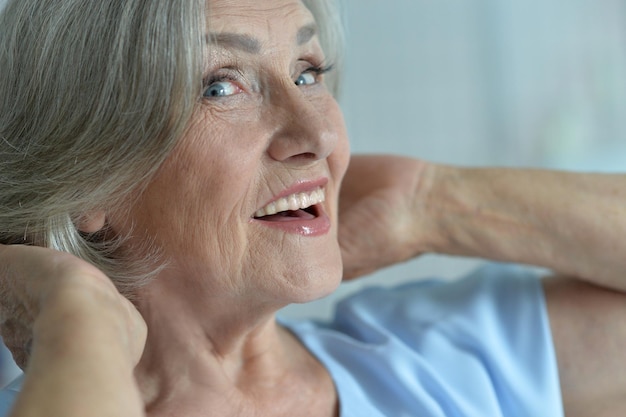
[133,130,262,264]
[126,174,251,283]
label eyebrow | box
[205,23,318,54]
[206,32,261,54]
[296,23,317,46]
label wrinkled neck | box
[133,284,286,395]
[130,272,332,416]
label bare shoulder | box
[543,277,626,417]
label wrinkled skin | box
[338,154,434,279]
[0,245,146,370]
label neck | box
[132,277,337,416]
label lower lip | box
[251,210,331,237]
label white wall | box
[340,0,626,168]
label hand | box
[338,154,436,279]
[0,244,146,369]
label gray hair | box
[0,0,344,297]
[302,0,345,97]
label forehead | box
[206,0,315,34]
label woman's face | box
[121,0,350,305]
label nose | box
[265,82,338,164]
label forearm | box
[9,290,144,417]
[426,164,626,289]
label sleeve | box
[0,375,21,417]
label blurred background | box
[341,0,626,170]
[2,0,626,386]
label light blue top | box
[0,263,562,417]
[0,377,20,417]
[281,263,563,417]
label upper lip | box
[253,178,328,218]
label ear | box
[76,211,107,234]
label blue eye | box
[203,80,239,98]
[294,64,334,87]
[295,71,317,86]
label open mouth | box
[253,188,324,222]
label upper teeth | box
[254,188,325,218]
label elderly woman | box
[1,0,626,416]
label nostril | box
[271,150,319,163]
[284,152,320,165]
[296,152,317,160]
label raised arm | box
[339,154,626,290]
[0,246,146,417]
[427,163,626,290]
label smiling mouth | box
[253,188,324,221]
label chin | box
[281,255,344,305]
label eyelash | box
[201,70,242,97]
[200,62,335,98]
[303,63,335,79]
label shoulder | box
[283,263,563,417]
[338,262,544,319]
[328,263,550,346]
